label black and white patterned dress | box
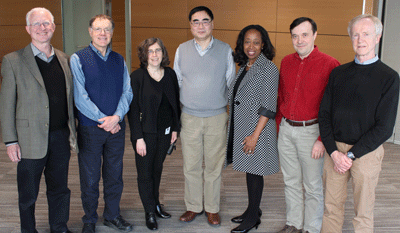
[225,53,280,176]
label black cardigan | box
[127,67,181,142]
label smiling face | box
[190,10,214,42]
[147,42,163,68]
[291,21,317,59]
[25,10,55,46]
[351,18,381,63]
[89,18,113,53]
[243,29,263,65]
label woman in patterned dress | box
[227,25,280,233]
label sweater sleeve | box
[318,71,339,156]
[127,69,144,141]
[349,72,400,158]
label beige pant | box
[321,142,384,233]
[180,112,228,213]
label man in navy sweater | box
[70,14,133,233]
[319,14,399,233]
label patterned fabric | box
[225,53,280,176]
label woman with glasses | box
[127,37,180,230]
[226,25,279,233]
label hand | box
[331,150,352,174]
[136,138,147,157]
[242,134,258,154]
[7,144,21,163]
[110,123,121,134]
[311,140,325,159]
[171,131,178,144]
[98,115,120,132]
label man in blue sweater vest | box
[174,6,235,226]
[70,14,133,233]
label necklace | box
[246,62,253,67]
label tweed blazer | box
[225,53,280,176]
[0,45,78,159]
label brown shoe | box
[179,210,204,222]
[277,224,302,233]
[205,212,221,226]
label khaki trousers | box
[180,112,228,213]
[321,142,384,233]
[278,119,324,233]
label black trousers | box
[17,127,71,233]
[77,121,126,223]
[134,130,171,213]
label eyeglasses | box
[191,20,212,28]
[91,27,113,34]
[30,21,52,29]
[148,48,162,54]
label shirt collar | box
[193,36,214,51]
[30,43,55,60]
[89,43,112,59]
[354,55,379,65]
[294,45,319,61]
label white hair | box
[26,7,54,26]
[348,14,383,37]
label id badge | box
[165,127,171,135]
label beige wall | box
[129,0,376,71]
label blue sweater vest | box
[76,47,124,126]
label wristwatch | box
[347,151,355,160]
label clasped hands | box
[98,115,121,134]
[331,150,353,174]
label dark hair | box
[233,25,275,66]
[137,37,170,68]
[290,17,317,34]
[188,6,214,21]
[89,14,115,29]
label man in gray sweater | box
[174,5,235,226]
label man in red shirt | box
[276,17,340,233]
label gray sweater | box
[176,39,233,117]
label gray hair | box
[26,7,54,26]
[348,14,383,36]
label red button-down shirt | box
[276,46,340,134]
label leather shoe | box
[104,215,133,232]
[206,212,221,226]
[231,208,262,223]
[82,223,95,233]
[179,210,204,222]
[145,212,158,230]
[155,204,171,218]
[231,220,261,233]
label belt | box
[285,118,318,127]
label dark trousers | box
[77,121,125,223]
[135,130,171,213]
[17,128,71,233]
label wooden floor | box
[0,122,399,233]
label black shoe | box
[155,204,171,219]
[51,230,72,233]
[82,223,95,233]
[145,212,158,230]
[231,220,261,233]
[104,215,133,232]
[231,208,262,224]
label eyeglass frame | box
[29,21,52,29]
[190,20,213,28]
[90,27,113,34]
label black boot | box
[155,204,171,219]
[145,212,158,230]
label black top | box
[149,77,174,130]
[128,67,181,141]
[35,55,68,131]
[319,60,399,158]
